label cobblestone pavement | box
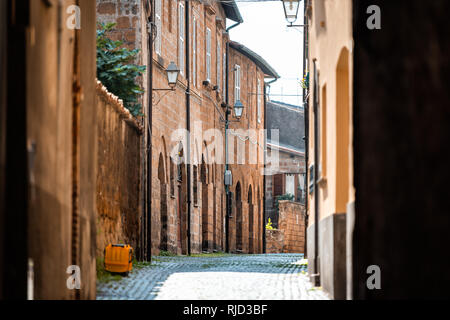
[97,253,330,300]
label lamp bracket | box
[153,88,175,91]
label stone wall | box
[96,81,143,257]
[278,201,306,253]
[265,229,284,253]
[265,201,306,254]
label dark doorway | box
[177,185,182,252]
[257,188,261,253]
[213,185,217,250]
[235,182,243,252]
[1,0,29,299]
[221,193,224,250]
[248,186,254,253]
[201,156,209,251]
[158,153,168,251]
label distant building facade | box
[265,100,306,229]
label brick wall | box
[95,81,143,257]
[265,200,306,253]
[278,201,306,253]
[97,0,142,50]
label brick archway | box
[158,152,168,252]
[248,185,254,253]
[257,187,261,253]
[175,144,188,255]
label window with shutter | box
[217,40,221,90]
[206,28,211,81]
[168,0,172,33]
[192,17,197,86]
[155,0,162,55]
[178,2,185,75]
[234,64,240,102]
[223,52,226,98]
[257,78,261,123]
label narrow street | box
[97,254,329,300]
[3,0,450,303]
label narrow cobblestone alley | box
[97,254,329,300]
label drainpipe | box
[146,0,154,262]
[185,0,191,256]
[224,21,241,253]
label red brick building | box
[97,0,278,256]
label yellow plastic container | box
[104,244,133,274]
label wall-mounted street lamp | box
[154,61,180,91]
[281,0,307,28]
[282,0,301,24]
[166,61,180,89]
[233,100,244,119]
[153,61,180,106]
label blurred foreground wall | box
[352,0,450,299]
[0,0,97,299]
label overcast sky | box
[227,0,305,106]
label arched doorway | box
[213,182,217,250]
[212,163,217,251]
[201,155,209,252]
[176,144,188,254]
[248,186,254,253]
[158,153,168,251]
[235,182,243,252]
[257,187,261,253]
[336,48,350,213]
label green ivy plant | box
[97,23,146,117]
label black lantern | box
[233,100,244,119]
[166,61,180,89]
[282,0,301,24]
